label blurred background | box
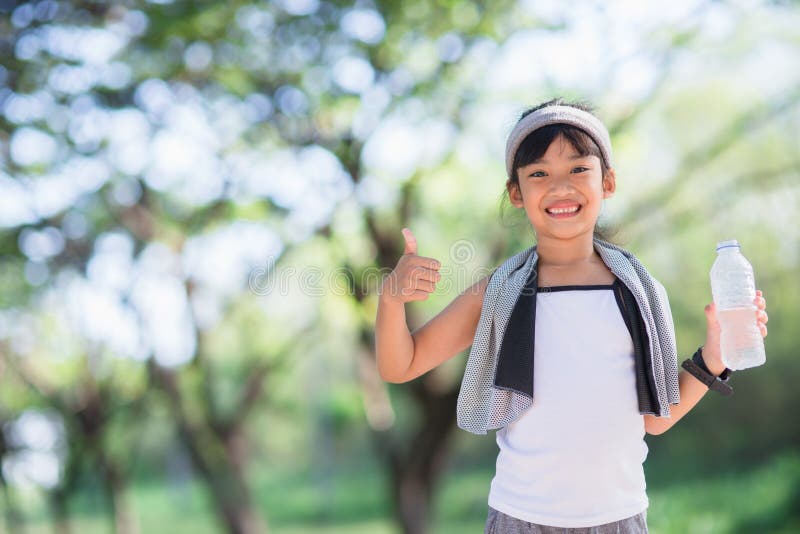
[0,0,798,532]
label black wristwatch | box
[692,346,732,381]
[681,346,733,396]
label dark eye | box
[530,171,546,178]
[572,167,589,173]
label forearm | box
[645,368,714,435]
[647,290,767,436]
[375,294,415,383]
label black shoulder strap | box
[493,260,538,398]
[613,279,661,414]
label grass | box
[9,450,800,533]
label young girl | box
[374,97,769,533]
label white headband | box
[505,105,613,178]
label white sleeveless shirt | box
[487,283,649,528]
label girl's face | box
[507,134,615,242]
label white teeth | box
[547,205,580,214]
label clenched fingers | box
[407,264,441,283]
[409,290,431,301]
[406,255,441,272]
[755,290,768,337]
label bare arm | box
[375,294,415,383]
[643,367,715,435]
[404,275,489,382]
[375,227,492,383]
[644,289,768,435]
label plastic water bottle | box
[709,239,766,370]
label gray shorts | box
[484,506,649,534]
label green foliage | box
[1,0,798,531]
[15,451,800,532]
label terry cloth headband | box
[504,105,614,179]
[455,237,681,435]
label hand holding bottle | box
[703,290,769,376]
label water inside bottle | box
[715,305,765,370]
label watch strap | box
[692,346,732,381]
[682,357,734,396]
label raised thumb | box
[401,227,417,255]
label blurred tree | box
[1,1,799,534]
[3,342,145,534]
[0,412,25,533]
[1,1,527,532]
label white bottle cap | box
[716,239,740,251]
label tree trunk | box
[182,427,266,534]
[204,465,265,534]
[100,457,139,534]
[383,376,460,534]
[149,360,267,534]
[391,464,433,534]
[46,418,84,534]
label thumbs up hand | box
[380,228,442,303]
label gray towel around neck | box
[456,237,681,435]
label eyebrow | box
[530,154,590,164]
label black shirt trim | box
[537,284,615,292]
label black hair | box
[499,97,622,246]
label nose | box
[548,172,577,194]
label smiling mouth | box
[545,205,582,217]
